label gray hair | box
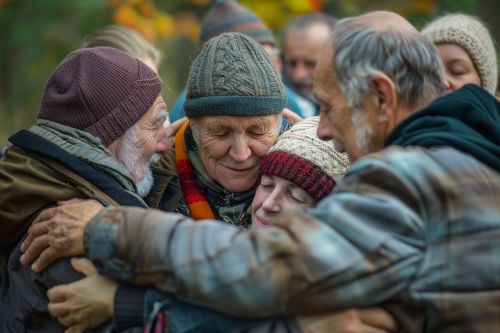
[332,19,446,112]
[83,25,162,68]
[282,13,337,45]
[285,13,337,33]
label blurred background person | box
[281,13,337,117]
[421,13,498,94]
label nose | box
[443,78,454,92]
[293,63,310,83]
[261,189,282,214]
[229,136,252,162]
[317,116,334,141]
[155,122,169,153]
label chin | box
[217,172,259,193]
[222,180,256,193]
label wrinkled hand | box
[166,117,187,138]
[282,108,303,125]
[20,199,104,272]
[156,117,187,153]
[298,307,398,333]
[47,257,118,333]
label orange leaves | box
[174,11,201,42]
[110,0,174,41]
[186,0,211,5]
[241,0,324,30]
[107,0,440,43]
[109,0,202,42]
[338,0,438,16]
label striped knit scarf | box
[175,120,215,220]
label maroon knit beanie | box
[259,117,350,202]
[38,47,162,146]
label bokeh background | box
[1,0,498,144]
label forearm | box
[85,202,422,317]
[84,207,184,283]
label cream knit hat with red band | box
[259,116,350,201]
[421,13,498,94]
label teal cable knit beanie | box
[184,32,287,118]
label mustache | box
[289,77,314,87]
[149,153,161,166]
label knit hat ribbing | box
[421,13,498,94]
[259,117,350,201]
[184,32,286,118]
[38,47,162,146]
[200,0,276,47]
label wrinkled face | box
[135,95,169,166]
[284,24,330,97]
[252,175,315,228]
[110,95,168,196]
[314,43,380,161]
[192,115,280,192]
[437,43,481,92]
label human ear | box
[370,73,396,123]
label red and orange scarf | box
[175,120,215,220]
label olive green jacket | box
[0,120,147,332]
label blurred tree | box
[0,0,490,145]
[0,0,112,143]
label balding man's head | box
[314,11,446,160]
[321,10,444,111]
[355,11,417,32]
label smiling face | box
[436,43,481,92]
[191,115,280,192]
[252,175,315,228]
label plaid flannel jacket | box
[86,146,500,332]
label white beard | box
[354,118,374,155]
[114,125,159,198]
[133,153,160,197]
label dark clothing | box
[386,84,500,172]
[0,127,147,333]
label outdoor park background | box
[1,0,498,144]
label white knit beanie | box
[259,117,350,201]
[421,13,498,94]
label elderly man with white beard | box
[0,46,167,332]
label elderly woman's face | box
[192,115,280,192]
